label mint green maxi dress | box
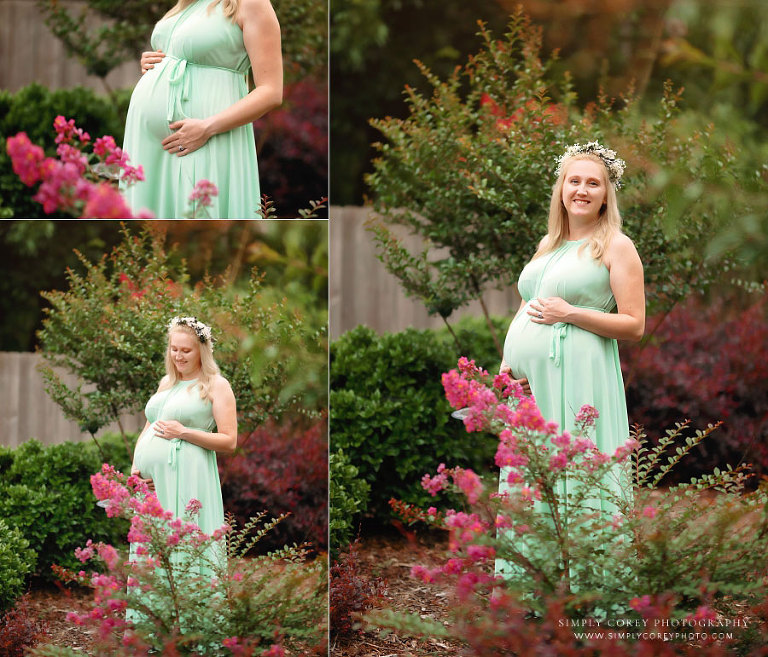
[132,378,224,549]
[497,239,630,577]
[122,1,260,218]
[127,378,225,633]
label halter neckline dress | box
[497,239,630,577]
[121,0,261,218]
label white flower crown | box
[168,316,214,346]
[555,141,626,190]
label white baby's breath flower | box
[168,316,215,348]
[555,141,626,189]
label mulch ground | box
[331,524,467,657]
[26,583,96,654]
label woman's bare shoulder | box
[211,373,234,393]
[239,0,278,21]
[606,231,642,267]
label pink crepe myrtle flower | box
[690,605,718,622]
[411,564,439,583]
[422,463,449,496]
[494,443,528,469]
[642,505,657,519]
[548,450,568,472]
[454,468,483,504]
[466,544,496,561]
[82,182,135,219]
[551,431,571,449]
[442,558,464,575]
[629,594,653,613]
[189,178,218,207]
[613,437,641,462]
[54,115,90,145]
[575,404,599,427]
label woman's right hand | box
[130,467,155,492]
[140,49,165,74]
[499,362,532,396]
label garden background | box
[0,0,328,218]
[329,0,768,654]
[0,220,328,654]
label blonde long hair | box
[533,153,622,263]
[164,0,239,22]
[161,325,221,401]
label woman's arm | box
[162,0,283,155]
[155,376,238,454]
[529,233,645,341]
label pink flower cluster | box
[189,178,218,207]
[6,116,147,218]
[422,464,484,504]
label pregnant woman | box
[131,316,237,553]
[498,143,645,573]
[122,0,282,218]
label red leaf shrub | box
[252,79,328,217]
[219,415,328,553]
[0,595,48,657]
[623,295,768,479]
[330,539,386,639]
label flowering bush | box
[0,83,130,218]
[31,464,326,656]
[6,116,145,218]
[219,415,328,554]
[366,359,768,651]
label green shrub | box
[330,323,501,520]
[329,449,370,558]
[0,520,36,613]
[0,434,132,583]
[0,83,130,218]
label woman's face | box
[561,159,607,223]
[169,329,202,378]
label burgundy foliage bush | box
[330,539,385,639]
[623,295,768,479]
[253,79,328,217]
[219,415,328,554]
[0,595,48,657]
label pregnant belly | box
[132,422,170,480]
[127,67,174,143]
[502,307,553,380]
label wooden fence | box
[0,351,144,449]
[0,0,140,93]
[329,205,521,339]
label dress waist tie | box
[168,438,183,468]
[164,54,246,123]
[549,305,610,367]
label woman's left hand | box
[155,420,186,440]
[162,119,212,156]
[528,297,573,325]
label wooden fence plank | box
[329,205,520,340]
[0,0,140,93]
[0,351,144,448]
